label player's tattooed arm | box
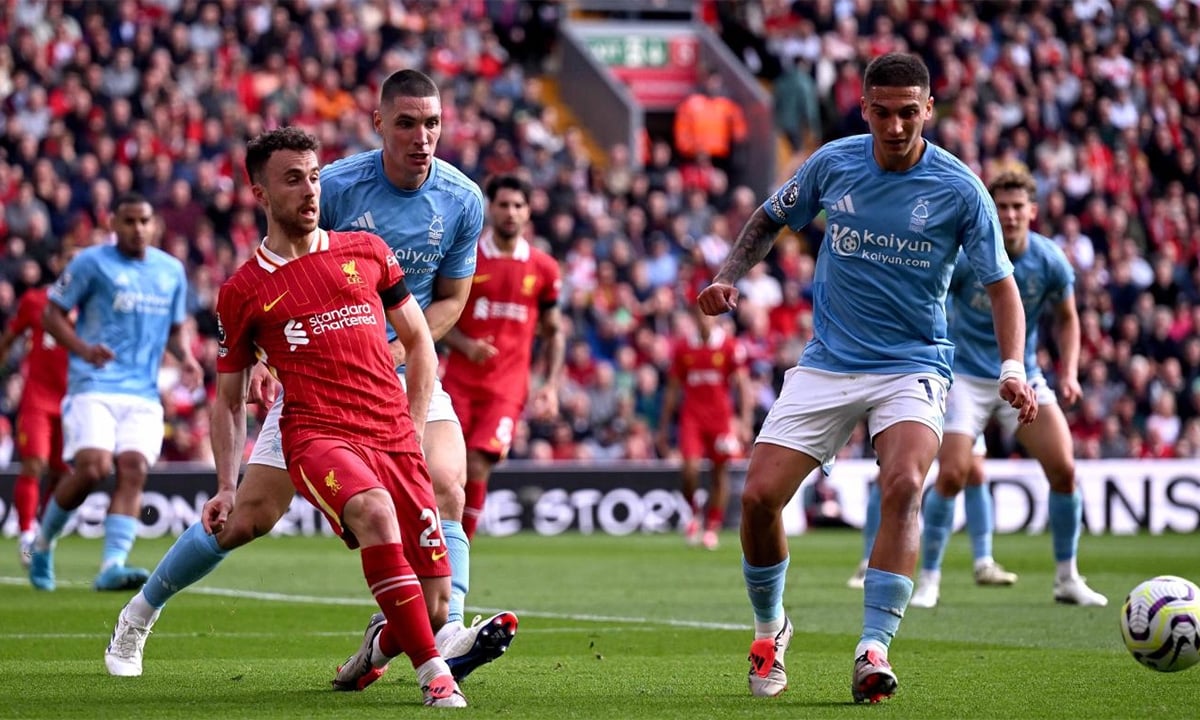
[713,208,785,285]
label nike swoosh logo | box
[431,550,448,561]
[472,275,491,284]
[395,595,420,607]
[263,291,288,312]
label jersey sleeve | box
[762,146,826,232]
[371,233,409,308]
[215,282,256,372]
[8,293,34,336]
[318,172,343,232]
[668,341,685,381]
[730,338,748,370]
[440,187,484,279]
[957,179,1012,286]
[47,251,94,311]
[1045,242,1076,305]
[170,262,188,325]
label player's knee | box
[935,468,968,497]
[20,457,46,478]
[431,459,467,493]
[740,480,782,517]
[114,454,149,484]
[879,471,924,514]
[73,457,112,485]
[1044,460,1076,494]
[464,452,491,482]
[343,491,399,540]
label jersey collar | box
[479,230,530,260]
[689,326,727,348]
[255,230,331,273]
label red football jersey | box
[442,233,560,407]
[9,286,68,413]
[669,327,746,426]
[216,230,418,453]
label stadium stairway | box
[537,75,612,170]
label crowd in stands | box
[0,0,1197,466]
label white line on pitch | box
[0,576,750,632]
[0,627,660,640]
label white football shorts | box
[61,392,165,466]
[943,373,1057,439]
[756,366,950,466]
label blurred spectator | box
[673,71,748,185]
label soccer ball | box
[1119,575,1200,672]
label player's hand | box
[465,336,499,364]
[202,489,236,535]
[247,362,279,405]
[1058,376,1082,408]
[389,338,407,368]
[180,355,204,388]
[533,384,559,417]
[736,421,753,446]
[999,377,1038,425]
[82,343,115,367]
[696,283,739,315]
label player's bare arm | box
[985,276,1037,424]
[206,368,250,534]
[699,208,785,315]
[1053,295,1082,407]
[734,365,755,443]
[534,305,565,413]
[442,326,498,364]
[657,374,682,453]
[389,274,472,367]
[43,302,114,367]
[0,326,23,366]
[426,274,472,340]
[387,296,437,442]
[167,322,204,381]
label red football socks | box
[361,543,438,667]
[462,478,488,540]
[13,475,39,532]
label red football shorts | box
[450,391,522,460]
[16,404,67,472]
[678,415,743,463]
[285,436,450,578]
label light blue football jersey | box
[763,134,1011,381]
[318,151,484,320]
[949,231,1074,380]
[48,244,188,401]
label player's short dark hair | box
[380,69,440,105]
[863,53,930,93]
[484,174,532,203]
[988,169,1038,199]
[113,192,152,213]
[245,127,321,184]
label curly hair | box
[245,127,321,184]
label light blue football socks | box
[443,519,470,625]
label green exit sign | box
[587,36,670,68]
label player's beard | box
[495,227,521,243]
[271,204,318,240]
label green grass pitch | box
[1,530,1198,718]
